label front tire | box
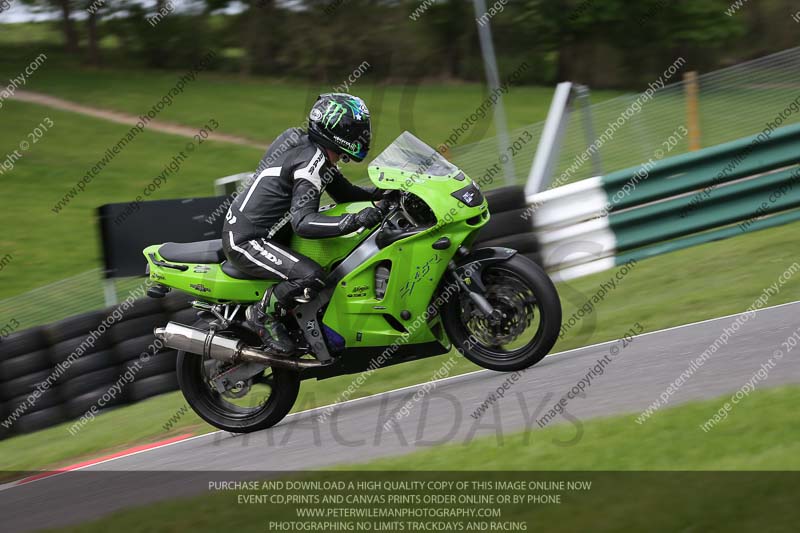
[441,254,561,372]
[176,320,300,433]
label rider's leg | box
[224,233,325,356]
[244,286,296,356]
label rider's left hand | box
[356,207,383,228]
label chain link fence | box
[0,270,150,332]
[451,46,800,192]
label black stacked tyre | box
[0,327,67,436]
[0,292,197,439]
[477,186,541,266]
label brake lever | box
[374,199,393,216]
[381,203,400,229]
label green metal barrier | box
[605,122,800,210]
[527,123,800,280]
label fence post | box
[575,84,602,178]
[103,279,118,307]
[684,71,701,151]
[526,82,573,196]
[472,0,515,186]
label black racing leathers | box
[222,128,379,306]
[223,127,379,243]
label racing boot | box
[244,291,297,357]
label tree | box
[83,0,105,66]
[515,0,746,87]
[424,0,473,79]
[575,0,745,82]
[21,0,81,54]
[241,0,277,76]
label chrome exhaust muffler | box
[154,322,328,370]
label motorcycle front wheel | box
[176,319,300,433]
[441,254,562,372]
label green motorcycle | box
[147,132,561,433]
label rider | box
[222,93,383,357]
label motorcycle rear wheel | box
[176,319,300,433]
[441,254,562,372]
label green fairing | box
[289,202,374,268]
[143,132,489,349]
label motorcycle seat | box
[158,239,225,264]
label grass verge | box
[0,100,262,298]
[0,48,621,151]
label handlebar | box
[375,189,400,215]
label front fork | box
[446,246,518,324]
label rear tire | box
[176,320,300,433]
[442,254,561,372]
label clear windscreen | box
[369,131,458,177]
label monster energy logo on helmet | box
[321,102,346,128]
[333,135,361,153]
[320,96,368,127]
[309,93,371,162]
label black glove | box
[356,207,383,227]
[370,187,389,201]
[337,207,383,234]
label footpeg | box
[294,288,314,304]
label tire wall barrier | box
[0,291,195,440]
[0,186,531,439]
[475,186,541,265]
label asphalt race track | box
[3,301,800,531]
